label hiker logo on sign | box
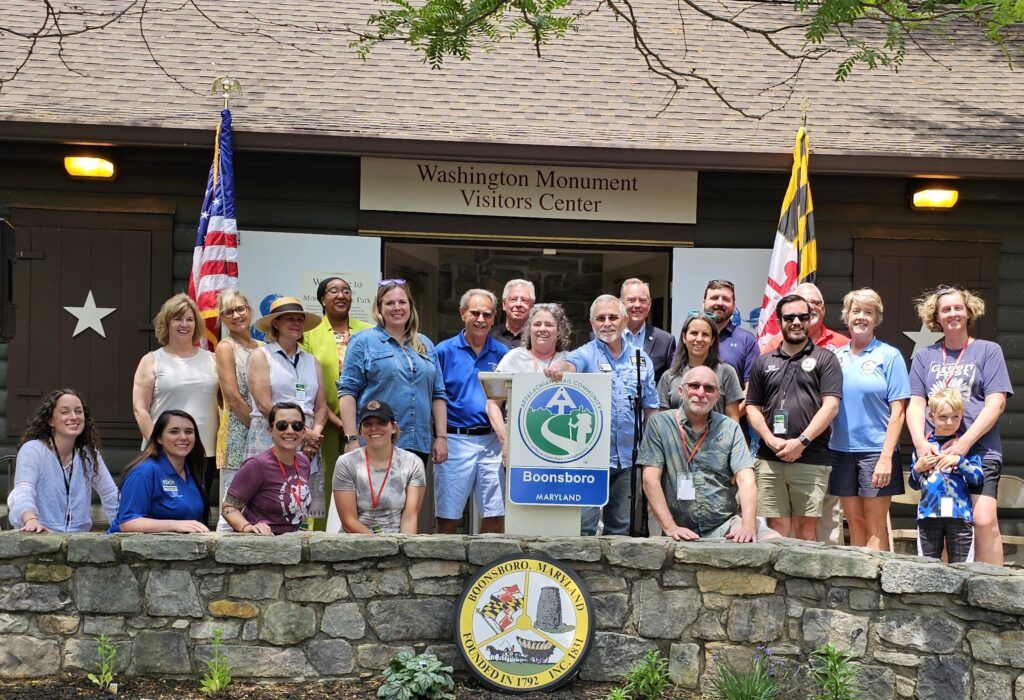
[518,382,603,463]
[455,554,594,693]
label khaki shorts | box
[755,459,831,518]
[704,514,782,541]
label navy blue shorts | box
[828,450,905,498]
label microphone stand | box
[628,348,649,537]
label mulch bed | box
[0,675,701,700]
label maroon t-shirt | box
[228,448,312,534]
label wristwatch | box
[798,434,811,447]
[346,434,359,443]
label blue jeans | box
[581,467,634,536]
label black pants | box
[918,518,974,563]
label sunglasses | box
[593,314,621,323]
[684,382,718,393]
[222,305,248,317]
[782,313,811,323]
[687,310,718,321]
[274,420,305,432]
[378,278,407,287]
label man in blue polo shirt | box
[703,279,760,384]
[546,294,659,536]
[435,288,508,534]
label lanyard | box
[52,440,74,529]
[364,449,394,510]
[941,339,971,387]
[776,344,810,410]
[276,347,301,371]
[676,411,709,469]
[274,453,307,518]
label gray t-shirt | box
[638,410,753,536]
[333,447,426,533]
[656,363,744,412]
[909,339,1014,461]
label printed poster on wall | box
[236,231,381,338]
[507,372,612,507]
[670,248,772,339]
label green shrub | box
[605,650,673,700]
[709,645,781,700]
[377,651,455,700]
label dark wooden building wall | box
[1,142,1021,483]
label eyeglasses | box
[805,299,824,308]
[274,420,305,432]
[378,278,407,287]
[467,310,495,319]
[684,382,719,393]
[686,310,718,321]
[324,287,352,297]
[222,305,248,317]
[593,314,621,323]
[782,313,811,323]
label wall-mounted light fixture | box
[910,181,958,210]
[64,156,116,180]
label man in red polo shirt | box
[760,283,850,355]
[760,282,849,545]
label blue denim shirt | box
[338,326,448,454]
[565,339,658,469]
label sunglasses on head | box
[706,279,735,291]
[686,310,718,321]
[782,313,811,323]
[274,420,305,432]
[934,285,962,297]
[684,381,718,393]
[378,278,407,287]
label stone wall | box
[0,532,1023,699]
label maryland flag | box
[478,585,524,634]
[756,127,817,345]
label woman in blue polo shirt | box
[110,410,209,533]
[828,288,910,551]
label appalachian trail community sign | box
[455,554,595,693]
[507,373,613,507]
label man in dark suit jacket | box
[620,278,677,382]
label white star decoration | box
[64,291,116,338]
[903,323,943,357]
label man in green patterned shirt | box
[639,366,777,541]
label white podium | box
[478,372,583,537]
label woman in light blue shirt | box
[8,389,119,532]
[828,288,910,551]
[338,280,448,467]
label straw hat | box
[254,296,321,333]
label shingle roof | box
[1,0,1022,172]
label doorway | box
[383,241,674,345]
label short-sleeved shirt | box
[109,456,205,532]
[228,448,312,535]
[638,410,753,536]
[718,324,760,383]
[333,447,426,533]
[747,341,844,465]
[436,331,508,428]
[656,363,744,413]
[564,339,659,469]
[829,339,911,452]
[909,339,1014,461]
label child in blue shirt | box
[909,388,983,562]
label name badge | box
[676,475,695,501]
[161,479,180,497]
[772,410,789,435]
[629,355,647,367]
[598,363,612,372]
[940,497,954,518]
[295,382,307,402]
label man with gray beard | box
[639,365,777,541]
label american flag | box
[756,127,817,345]
[189,109,239,349]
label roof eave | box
[1,119,1021,179]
